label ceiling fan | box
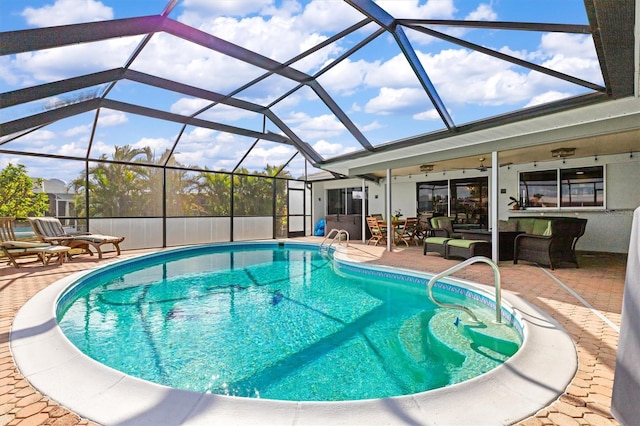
[451,157,489,173]
[475,157,488,172]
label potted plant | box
[508,196,524,210]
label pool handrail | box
[320,228,349,252]
[427,255,502,324]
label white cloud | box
[296,0,363,33]
[97,110,128,127]
[312,139,356,157]
[415,48,531,106]
[133,137,173,154]
[13,36,142,84]
[361,120,384,131]
[170,98,211,116]
[316,58,378,95]
[0,156,23,169]
[537,33,602,83]
[5,0,603,157]
[172,127,259,170]
[58,141,89,157]
[183,127,218,142]
[356,34,597,116]
[0,57,19,86]
[365,87,428,115]
[63,124,92,137]
[466,3,497,21]
[21,0,113,27]
[539,33,597,59]
[180,0,274,22]
[88,141,115,157]
[413,109,441,121]
[241,144,297,170]
[286,112,346,140]
[198,103,263,124]
[4,130,62,157]
[363,54,416,89]
[175,2,347,82]
[376,0,457,19]
[524,90,573,108]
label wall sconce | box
[551,147,576,158]
[419,164,434,172]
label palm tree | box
[194,170,231,216]
[71,145,158,217]
[233,168,273,216]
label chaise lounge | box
[28,217,125,259]
[1,217,70,267]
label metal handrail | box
[319,228,349,252]
[427,256,502,324]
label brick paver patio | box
[0,241,625,425]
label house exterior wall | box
[312,153,640,253]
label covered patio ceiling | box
[1,0,637,181]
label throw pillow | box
[498,220,517,232]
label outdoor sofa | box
[507,216,588,269]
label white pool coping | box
[11,246,577,425]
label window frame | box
[326,187,367,215]
[518,165,605,210]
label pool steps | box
[427,255,502,324]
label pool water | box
[58,244,521,401]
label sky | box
[0,0,603,183]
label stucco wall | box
[312,153,640,253]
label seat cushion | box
[446,239,487,248]
[515,218,536,234]
[431,217,454,233]
[1,240,51,249]
[73,234,124,243]
[43,246,71,253]
[424,237,450,245]
[32,217,68,237]
[498,219,517,232]
[532,220,551,236]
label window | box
[560,166,604,207]
[519,166,604,209]
[417,180,448,215]
[451,178,488,227]
[327,187,367,215]
[519,170,558,208]
[417,178,488,226]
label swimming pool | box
[56,243,521,401]
[11,241,578,425]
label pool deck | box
[0,239,624,425]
